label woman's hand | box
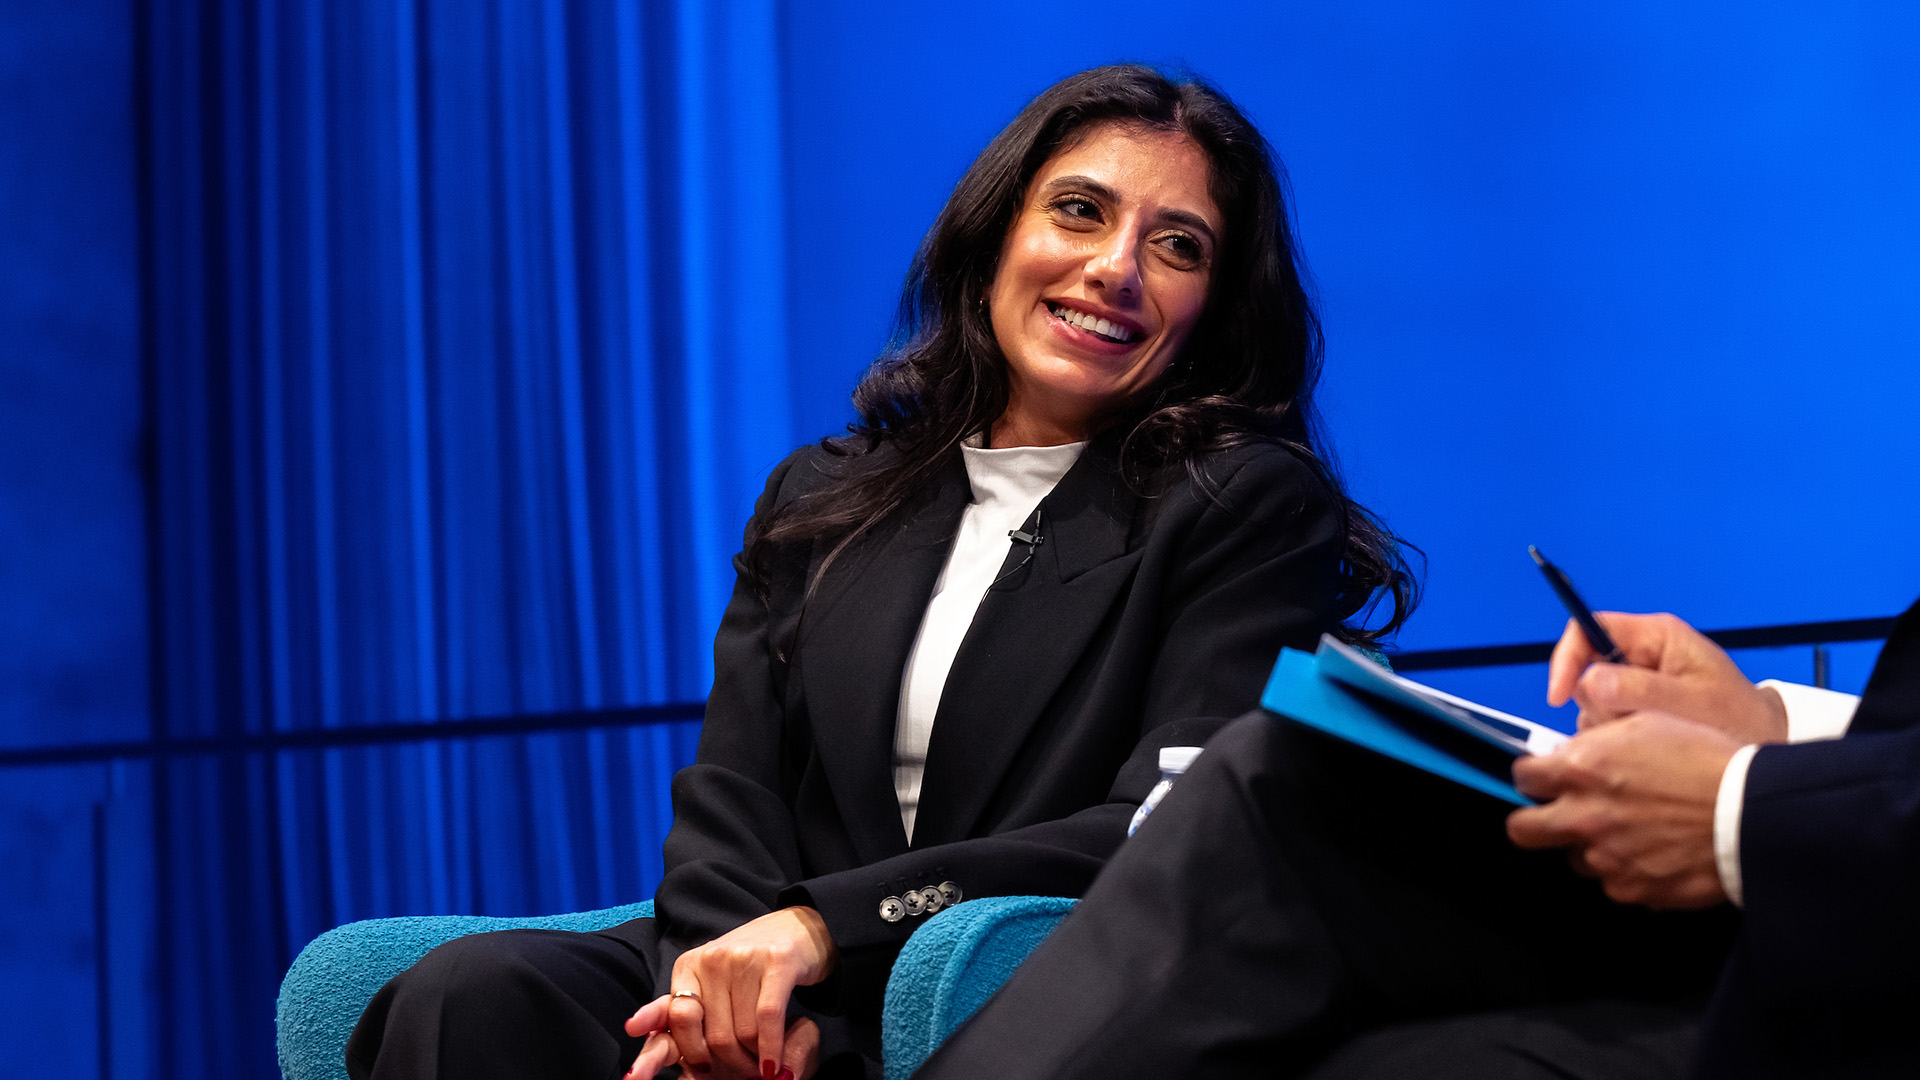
[624,906,839,1080]
[624,1017,820,1080]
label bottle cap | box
[1158,746,1203,773]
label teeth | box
[1050,303,1133,343]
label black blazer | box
[1696,595,1920,1078]
[651,431,1345,1032]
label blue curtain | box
[139,1,795,1074]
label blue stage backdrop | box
[780,0,1920,708]
[135,0,792,1076]
[4,3,1920,1080]
[0,1,151,1077]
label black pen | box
[1528,546,1627,664]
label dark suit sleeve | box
[1735,727,1920,1006]
[651,451,815,961]
[781,446,1347,1013]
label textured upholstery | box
[881,896,1077,1080]
[275,900,654,1080]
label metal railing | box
[2,615,1897,771]
[1391,615,1898,688]
[0,700,707,768]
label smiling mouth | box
[1048,302,1137,344]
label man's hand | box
[624,907,837,1080]
[1548,612,1787,744]
[1508,711,1740,909]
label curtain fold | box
[140,1,794,1075]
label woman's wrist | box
[786,904,840,980]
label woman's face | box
[987,122,1222,446]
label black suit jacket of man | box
[649,431,1345,1050]
[1694,595,1920,1078]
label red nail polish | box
[774,1068,794,1080]
[761,1062,777,1080]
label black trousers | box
[345,918,665,1080]
[343,912,877,1079]
[913,711,1736,1080]
[1299,1002,1703,1080]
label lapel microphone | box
[1008,508,1045,547]
[993,508,1045,589]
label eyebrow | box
[1041,174,1219,246]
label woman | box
[346,64,1414,1080]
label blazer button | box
[900,889,927,916]
[919,885,945,914]
[879,896,906,922]
[937,881,962,907]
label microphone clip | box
[1008,508,1045,547]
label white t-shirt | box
[892,439,1085,841]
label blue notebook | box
[1259,636,1569,806]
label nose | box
[1084,232,1142,304]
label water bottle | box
[1127,745,1203,836]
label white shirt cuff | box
[1714,744,1761,908]
[1757,679,1860,743]
[1711,683,1862,909]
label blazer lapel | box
[794,451,970,861]
[908,436,1142,847]
[1850,595,1920,735]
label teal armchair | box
[275,895,1074,1080]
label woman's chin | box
[1037,367,1163,416]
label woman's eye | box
[1159,233,1205,266]
[1052,197,1100,221]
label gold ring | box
[671,990,700,1002]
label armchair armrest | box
[881,896,1075,1080]
[275,900,655,1080]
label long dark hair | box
[749,64,1419,642]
